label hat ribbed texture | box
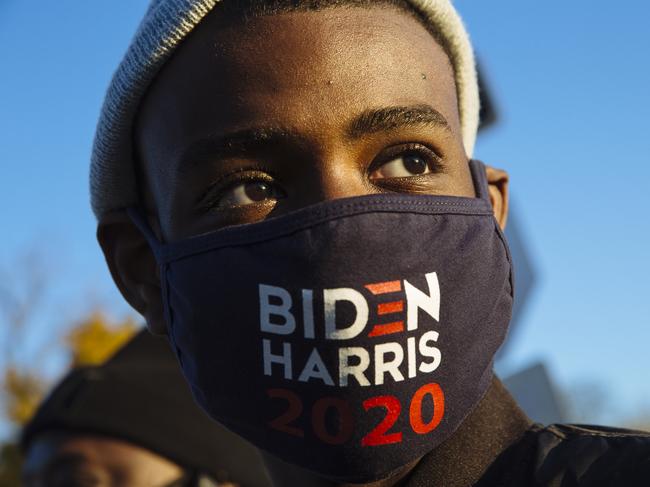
[90,0,479,218]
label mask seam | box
[160,206,494,263]
[492,219,515,301]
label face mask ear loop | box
[468,159,491,203]
[126,207,166,265]
[469,160,515,297]
[127,207,178,349]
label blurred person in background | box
[90,0,650,485]
[21,330,271,487]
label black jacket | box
[402,378,650,487]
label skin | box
[22,432,184,487]
[98,5,509,487]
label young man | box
[21,330,270,487]
[92,1,650,485]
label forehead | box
[136,6,460,162]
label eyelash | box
[197,166,278,213]
[370,143,444,175]
[198,143,444,212]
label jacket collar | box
[403,376,532,487]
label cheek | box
[444,156,475,197]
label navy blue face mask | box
[128,160,514,483]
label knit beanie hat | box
[21,329,271,487]
[90,0,479,218]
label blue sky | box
[1,0,649,436]
[455,1,650,422]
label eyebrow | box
[347,104,451,138]
[178,104,450,169]
[178,127,297,172]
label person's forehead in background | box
[22,431,184,487]
[135,3,474,242]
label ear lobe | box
[97,210,167,335]
[485,165,509,230]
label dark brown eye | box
[369,152,432,180]
[402,154,429,174]
[243,181,273,202]
[216,180,283,208]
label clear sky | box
[1,0,649,435]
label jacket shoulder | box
[532,423,650,486]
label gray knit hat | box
[90,0,479,218]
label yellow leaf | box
[67,312,137,367]
[3,368,45,426]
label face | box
[23,433,184,487]
[99,5,508,333]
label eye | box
[369,146,440,181]
[198,168,288,215]
[216,180,284,209]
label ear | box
[485,165,509,230]
[97,210,167,335]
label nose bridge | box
[286,124,371,208]
[316,156,366,202]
